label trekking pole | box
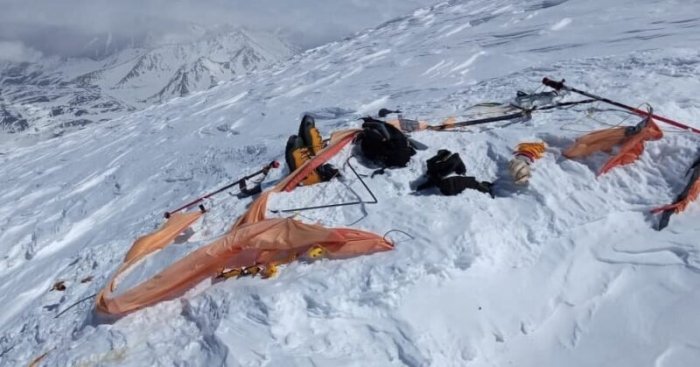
[531,99,597,111]
[429,110,531,131]
[164,160,280,218]
[542,78,700,134]
[430,98,597,132]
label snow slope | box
[2,0,700,366]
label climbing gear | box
[305,245,327,260]
[286,116,339,185]
[509,157,531,185]
[378,92,596,134]
[425,98,596,132]
[543,77,700,134]
[514,142,546,161]
[513,90,560,109]
[285,135,324,185]
[164,160,279,218]
[299,114,325,155]
[428,109,532,131]
[217,264,279,279]
[509,142,546,185]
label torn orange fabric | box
[280,129,359,192]
[652,159,700,215]
[563,117,663,176]
[124,211,203,267]
[97,129,393,317]
[652,179,700,214]
[97,218,392,316]
[232,129,360,228]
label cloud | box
[0,0,439,59]
[0,40,43,62]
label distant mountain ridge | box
[0,28,295,136]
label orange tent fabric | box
[280,130,359,192]
[124,211,204,266]
[652,179,700,214]
[97,129,393,317]
[232,129,360,228]
[652,158,700,215]
[97,218,392,316]
[563,117,663,176]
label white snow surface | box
[2,0,700,366]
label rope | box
[558,101,605,133]
[588,102,650,128]
[558,101,639,133]
[514,142,547,160]
[54,293,97,318]
[383,229,415,246]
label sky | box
[0,0,440,61]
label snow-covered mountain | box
[79,28,295,104]
[0,59,135,136]
[1,0,700,366]
[0,28,294,136]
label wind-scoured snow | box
[2,0,700,366]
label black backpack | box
[357,118,416,168]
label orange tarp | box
[97,218,391,315]
[652,161,700,214]
[563,118,663,176]
[652,179,700,214]
[232,129,360,227]
[124,211,203,267]
[97,129,393,317]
